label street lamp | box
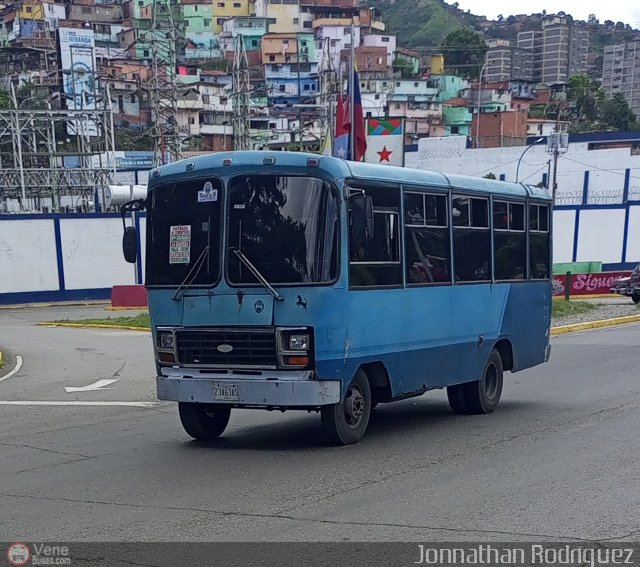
[515,137,544,182]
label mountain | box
[367,0,481,49]
[370,0,640,57]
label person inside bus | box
[349,239,376,287]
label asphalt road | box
[0,305,639,542]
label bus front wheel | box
[178,402,231,441]
[321,370,371,445]
[447,348,503,415]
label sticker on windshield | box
[198,181,218,203]
[169,225,191,264]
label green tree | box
[392,55,416,78]
[566,75,605,123]
[0,88,10,109]
[600,93,637,131]
[440,29,487,79]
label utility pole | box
[296,34,303,151]
[348,25,355,161]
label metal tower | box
[318,37,337,152]
[232,34,251,151]
[145,0,187,165]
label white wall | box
[552,209,576,263]
[59,217,136,289]
[626,207,640,262]
[405,136,640,204]
[0,220,59,294]
[0,215,146,302]
[576,209,626,264]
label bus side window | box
[494,201,527,281]
[452,195,491,282]
[529,204,550,280]
[349,185,402,288]
[404,192,451,285]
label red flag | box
[352,67,367,161]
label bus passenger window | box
[529,204,550,279]
[452,196,491,282]
[494,201,526,281]
[404,192,450,285]
[349,185,402,288]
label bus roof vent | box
[263,156,276,165]
[223,158,232,166]
[307,158,319,167]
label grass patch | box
[552,299,597,318]
[52,312,151,329]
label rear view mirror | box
[122,226,138,264]
[350,193,374,241]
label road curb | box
[0,301,110,311]
[38,322,151,332]
[550,314,640,336]
[39,315,640,336]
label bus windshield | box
[146,178,223,286]
[227,175,339,285]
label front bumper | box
[157,367,340,406]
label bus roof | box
[151,151,552,201]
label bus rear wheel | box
[632,293,640,304]
[321,369,371,445]
[447,348,503,415]
[178,402,231,441]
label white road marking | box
[64,378,119,393]
[0,401,165,408]
[0,355,23,384]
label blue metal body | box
[147,151,552,406]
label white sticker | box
[169,225,191,264]
[198,181,218,203]
[234,204,246,210]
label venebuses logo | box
[7,543,30,567]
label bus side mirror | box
[351,194,374,241]
[122,226,138,264]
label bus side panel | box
[313,285,512,397]
[498,281,552,371]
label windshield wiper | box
[232,248,284,302]
[171,245,210,302]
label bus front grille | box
[176,328,277,368]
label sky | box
[447,1,640,28]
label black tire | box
[632,294,640,304]
[321,369,371,445]
[447,348,503,415]
[178,402,231,441]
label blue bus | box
[121,151,552,445]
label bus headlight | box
[289,334,309,351]
[277,328,314,368]
[158,331,175,350]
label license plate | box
[213,383,239,402]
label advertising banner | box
[59,27,98,136]
[552,272,631,296]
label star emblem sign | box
[377,145,393,163]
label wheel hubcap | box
[484,363,498,400]
[344,385,365,428]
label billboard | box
[364,118,404,166]
[59,27,98,136]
